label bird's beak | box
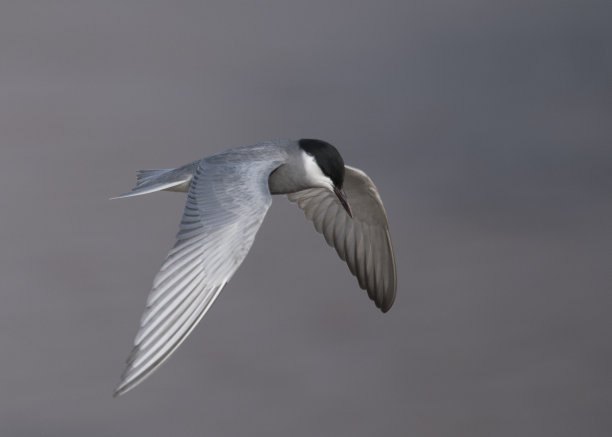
[333,186,353,218]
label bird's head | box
[298,138,352,217]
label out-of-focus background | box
[0,1,610,436]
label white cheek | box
[302,153,334,189]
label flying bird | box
[113,139,396,395]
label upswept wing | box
[115,156,282,396]
[288,166,396,312]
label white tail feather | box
[111,163,198,200]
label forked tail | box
[111,161,199,199]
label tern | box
[113,139,396,395]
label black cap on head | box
[298,139,345,188]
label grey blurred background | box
[0,1,610,436]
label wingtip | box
[109,192,133,200]
[379,300,393,313]
[378,290,396,313]
[113,382,125,397]
[113,380,132,397]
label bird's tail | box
[111,161,199,200]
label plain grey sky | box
[0,1,610,436]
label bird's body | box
[113,139,396,396]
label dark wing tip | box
[374,276,396,313]
[379,289,396,313]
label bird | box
[112,138,396,396]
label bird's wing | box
[287,165,396,312]
[115,156,283,396]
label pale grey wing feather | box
[288,165,396,312]
[115,156,283,396]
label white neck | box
[301,152,334,190]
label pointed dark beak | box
[333,186,353,218]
